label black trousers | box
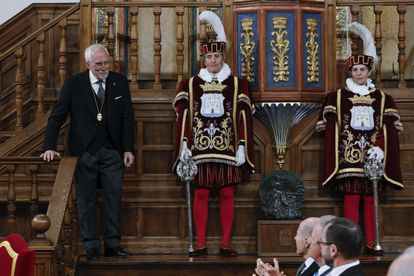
[75,147,123,249]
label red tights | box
[344,194,375,245]
[193,186,235,246]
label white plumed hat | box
[199,11,227,54]
[347,22,378,70]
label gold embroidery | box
[200,81,227,92]
[340,124,378,164]
[348,95,375,105]
[192,112,234,152]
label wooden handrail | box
[45,157,77,246]
[90,2,222,8]
[0,4,79,61]
[337,0,414,4]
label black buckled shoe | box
[220,244,237,257]
[189,244,208,256]
[366,242,384,256]
[86,247,99,260]
[104,246,130,257]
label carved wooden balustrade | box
[1,1,414,275]
[0,157,77,276]
[0,4,80,143]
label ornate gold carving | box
[239,17,256,83]
[348,95,376,105]
[200,81,227,92]
[306,18,320,83]
[192,112,234,152]
[270,16,290,82]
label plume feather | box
[199,11,227,43]
[347,22,378,64]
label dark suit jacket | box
[297,260,319,276]
[44,70,135,156]
[339,263,364,276]
[303,261,319,276]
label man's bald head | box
[387,246,414,276]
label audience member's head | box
[321,217,362,267]
[295,217,319,258]
[308,215,336,265]
[387,246,414,276]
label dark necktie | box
[314,268,332,276]
[96,80,105,102]
[296,262,306,276]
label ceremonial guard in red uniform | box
[173,11,254,256]
[316,22,403,255]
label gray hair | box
[84,44,109,63]
[320,215,336,228]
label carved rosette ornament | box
[306,18,320,83]
[270,16,290,82]
[240,18,256,83]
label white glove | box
[180,140,192,161]
[236,145,246,167]
[367,146,384,162]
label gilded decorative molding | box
[270,16,290,82]
[239,18,255,83]
[306,18,320,83]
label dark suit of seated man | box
[41,44,135,260]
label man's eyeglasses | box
[91,61,109,68]
[317,240,333,246]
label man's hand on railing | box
[40,150,60,162]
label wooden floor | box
[75,253,397,276]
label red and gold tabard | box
[316,87,403,193]
[173,75,254,188]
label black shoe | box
[104,246,130,257]
[366,244,384,256]
[189,244,208,257]
[220,244,237,257]
[86,247,98,260]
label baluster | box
[7,165,17,233]
[153,6,162,90]
[30,164,39,238]
[15,47,24,132]
[198,8,207,69]
[374,5,383,87]
[130,7,139,90]
[63,196,74,273]
[37,32,46,119]
[176,6,185,85]
[397,4,407,88]
[29,165,39,219]
[107,7,116,70]
[350,5,360,55]
[59,18,68,87]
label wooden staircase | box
[74,254,394,276]
[2,1,414,275]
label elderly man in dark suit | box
[41,44,135,260]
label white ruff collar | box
[198,63,231,82]
[346,78,375,96]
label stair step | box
[75,254,395,276]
